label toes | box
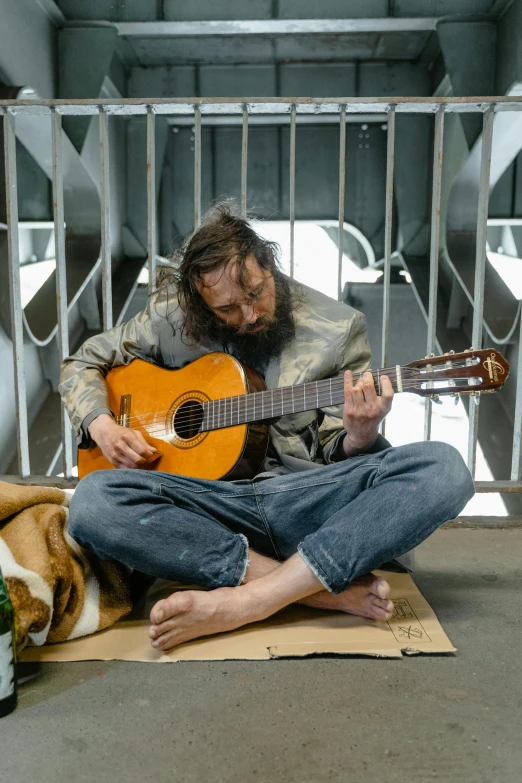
[149,617,178,640]
[150,591,195,625]
[352,573,392,600]
[371,578,391,600]
[371,604,393,621]
[151,629,180,651]
[371,597,394,613]
[150,599,168,625]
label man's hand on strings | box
[88,413,161,469]
[341,370,394,457]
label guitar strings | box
[120,379,467,433]
[118,359,480,429]
[117,367,422,428]
[118,374,465,432]
[124,379,470,440]
[125,382,467,441]
[106,357,482,434]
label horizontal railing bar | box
[1,474,519,493]
[1,97,521,118]
[1,220,61,231]
[487,217,522,226]
[0,475,79,489]
[474,481,522,492]
[9,220,56,229]
[443,516,522,528]
[166,114,388,126]
[116,19,439,36]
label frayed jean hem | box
[297,544,339,594]
[233,533,250,586]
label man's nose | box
[240,303,257,323]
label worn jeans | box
[69,441,474,595]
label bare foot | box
[149,573,393,651]
[149,587,261,652]
[300,573,394,621]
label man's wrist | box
[342,432,378,458]
[87,412,114,440]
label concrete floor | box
[2,528,521,783]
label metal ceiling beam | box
[33,0,65,25]
[489,0,516,17]
[59,24,118,152]
[115,19,438,37]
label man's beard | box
[208,278,296,372]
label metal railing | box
[1,96,522,494]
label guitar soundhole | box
[173,400,204,440]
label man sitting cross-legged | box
[62,202,475,651]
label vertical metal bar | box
[467,105,495,477]
[147,106,156,290]
[51,108,73,479]
[337,104,347,301]
[99,108,112,329]
[289,104,296,279]
[194,104,202,230]
[512,309,522,481]
[3,110,30,477]
[241,104,248,219]
[381,106,395,439]
[381,106,396,369]
[424,105,445,441]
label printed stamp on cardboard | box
[387,598,432,643]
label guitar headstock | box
[403,348,510,398]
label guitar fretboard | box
[200,367,404,432]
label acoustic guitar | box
[77,348,509,481]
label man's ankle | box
[242,550,281,583]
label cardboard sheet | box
[19,571,455,662]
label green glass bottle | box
[0,566,17,717]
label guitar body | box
[77,353,269,481]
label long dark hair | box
[155,200,296,345]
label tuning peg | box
[429,395,442,404]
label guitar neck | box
[201,366,403,431]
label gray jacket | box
[59,279,389,473]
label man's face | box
[196,253,277,334]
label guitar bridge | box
[118,394,132,428]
